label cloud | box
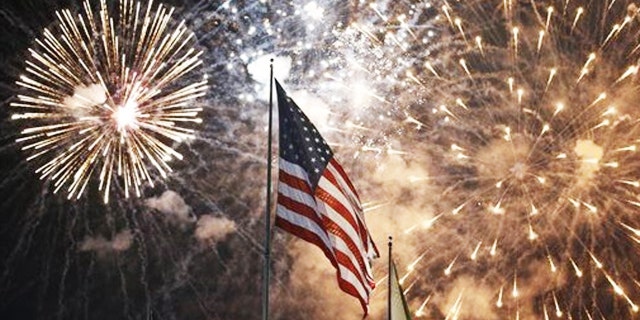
[79,229,134,254]
[195,215,237,242]
[144,190,196,224]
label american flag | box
[274,80,379,314]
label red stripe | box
[315,182,372,272]
[324,161,361,212]
[315,184,360,239]
[277,193,324,228]
[320,211,371,291]
[323,162,376,256]
[336,276,370,316]
[276,198,370,306]
[279,169,313,194]
[277,158,375,315]
[278,190,370,293]
[329,160,380,258]
[274,217,338,270]
[329,158,361,201]
[334,249,370,293]
[317,175,371,257]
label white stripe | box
[337,263,369,302]
[317,178,368,257]
[318,200,368,269]
[279,157,374,304]
[325,161,367,232]
[318,169,360,222]
[333,235,373,292]
[278,183,317,210]
[327,161,378,263]
[279,158,310,182]
[276,204,334,255]
[326,161,360,207]
[282,158,368,267]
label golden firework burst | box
[11,0,208,203]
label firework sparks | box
[380,0,640,318]
[11,0,207,203]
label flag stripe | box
[274,212,337,269]
[317,172,361,234]
[275,81,377,315]
[335,269,370,313]
[333,236,371,293]
[315,185,362,252]
[277,183,316,217]
[324,159,361,209]
[329,158,361,201]
[325,160,379,257]
[316,175,373,278]
[276,196,326,242]
[279,159,312,185]
[335,258,369,302]
[279,160,371,287]
[318,200,372,288]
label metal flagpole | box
[388,236,393,320]
[262,59,274,320]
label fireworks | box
[7,0,640,319]
[11,0,207,203]
[379,1,640,318]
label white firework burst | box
[11,0,207,203]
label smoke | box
[5,0,640,319]
[435,276,499,320]
[574,139,604,186]
[78,229,134,254]
[144,190,196,225]
[195,214,237,242]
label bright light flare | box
[11,0,207,203]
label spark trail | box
[384,0,640,318]
[11,0,208,203]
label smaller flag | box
[274,80,379,314]
[389,260,412,320]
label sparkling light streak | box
[389,0,640,318]
[11,0,207,203]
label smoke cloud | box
[144,190,196,225]
[78,229,134,254]
[195,214,237,242]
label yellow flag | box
[389,260,412,320]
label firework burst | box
[380,0,640,318]
[10,0,207,203]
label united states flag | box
[274,80,379,314]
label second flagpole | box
[388,236,393,320]
[262,59,275,320]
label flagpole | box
[388,236,392,320]
[262,58,274,320]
